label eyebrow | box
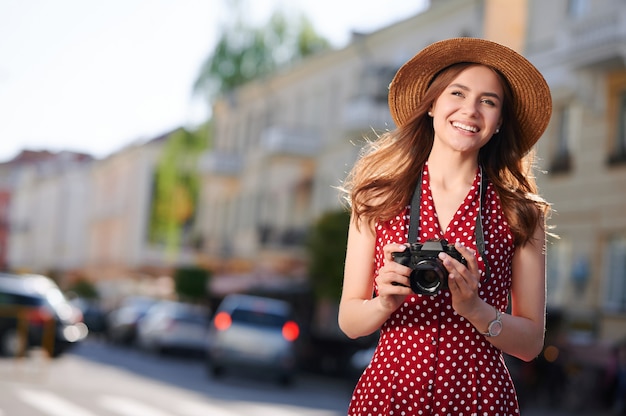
[448,83,502,100]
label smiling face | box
[430,64,503,156]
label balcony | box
[342,96,395,133]
[199,151,242,176]
[554,7,626,68]
[260,127,319,158]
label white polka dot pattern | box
[348,166,519,416]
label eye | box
[451,90,464,97]
[481,98,497,107]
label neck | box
[427,152,479,190]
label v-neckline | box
[423,165,481,238]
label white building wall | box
[53,160,93,271]
[7,167,36,271]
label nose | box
[461,100,479,117]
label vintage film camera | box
[392,239,467,295]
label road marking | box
[14,388,343,416]
[99,395,175,416]
[17,389,98,416]
[177,400,241,416]
[238,403,341,416]
[178,400,340,416]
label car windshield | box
[42,287,66,307]
[230,309,286,328]
[0,292,42,307]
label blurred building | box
[4,151,93,274]
[1,0,625,347]
[527,0,626,344]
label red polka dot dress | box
[348,164,519,416]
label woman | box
[339,38,553,415]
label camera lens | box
[410,260,446,294]
[420,269,439,285]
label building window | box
[549,106,572,174]
[608,89,626,165]
[546,239,571,307]
[360,65,397,104]
[604,234,626,312]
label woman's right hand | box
[375,243,413,312]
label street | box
[0,337,617,416]
[0,338,353,416]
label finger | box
[453,241,481,275]
[438,251,476,290]
[448,270,472,292]
[446,262,480,295]
[377,265,411,287]
[375,274,412,297]
[383,243,407,263]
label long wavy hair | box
[341,63,551,246]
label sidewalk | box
[523,407,614,416]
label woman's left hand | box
[439,242,483,318]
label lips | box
[452,121,479,133]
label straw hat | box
[388,37,552,153]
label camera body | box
[392,239,467,295]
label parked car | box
[106,295,158,345]
[206,294,301,385]
[0,273,88,357]
[348,345,376,379]
[136,300,210,356]
[70,297,108,336]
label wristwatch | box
[482,307,502,337]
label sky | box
[0,0,429,162]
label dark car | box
[136,300,210,356]
[106,295,158,345]
[70,297,108,336]
[206,294,301,385]
[0,273,88,357]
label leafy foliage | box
[193,3,330,100]
[174,266,211,302]
[148,128,208,255]
[307,209,351,301]
[67,278,99,299]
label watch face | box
[489,321,503,337]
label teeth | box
[452,121,478,133]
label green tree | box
[193,2,330,101]
[307,209,351,301]
[174,266,211,302]
[67,278,99,299]
[148,127,209,257]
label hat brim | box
[388,38,552,153]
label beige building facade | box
[525,0,626,342]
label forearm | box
[464,300,545,361]
[338,296,393,339]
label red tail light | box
[213,311,232,331]
[282,320,299,342]
[25,307,54,326]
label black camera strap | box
[407,166,491,282]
